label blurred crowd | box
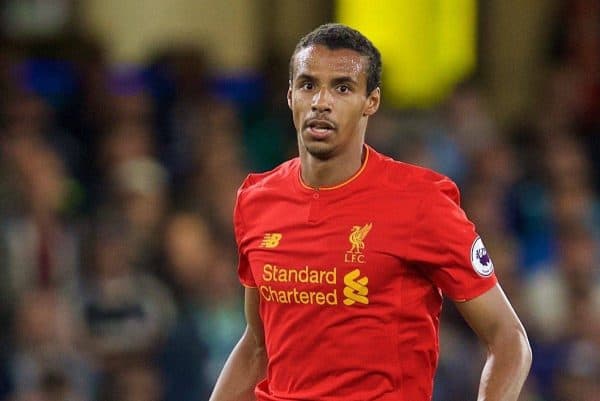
[0,3,598,401]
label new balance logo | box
[343,268,369,305]
[260,233,282,248]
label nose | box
[311,88,332,113]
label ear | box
[287,82,293,110]
[363,87,381,117]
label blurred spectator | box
[91,69,173,269]
[8,289,94,401]
[443,81,499,156]
[159,211,243,401]
[94,67,159,198]
[146,46,243,191]
[0,141,80,309]
[524,223,600,342]
[111,157,169,267]
[2,87,83,174]
[174,104,247,237]
[198,117,246,234]
[555,291,600,401]
[523,222,600,399]
[76,218,176,372]
[98,123,156,175]
[544,134,600,237]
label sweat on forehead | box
[291,45,368,80]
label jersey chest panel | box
[244,190,429,312]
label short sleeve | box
[234,183,256,288]
[407,177,497,301]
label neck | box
[300,143,366,188]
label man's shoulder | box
[371,148,458,197]
[238,158,299,195]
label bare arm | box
[455,284,532,401]
[209,288,267,401]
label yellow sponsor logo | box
[343,268,369,305]
[260,286,338,305]
[257,264,369,307]
[345,223,372,263]
[259,264,338,306]
[260,233,282,248]
[262,264,336,284]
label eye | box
[337,85,350,93]
[300,81,314,90]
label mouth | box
[304,119,336,139]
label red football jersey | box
[234,145,497,401]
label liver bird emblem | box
[348,223,372,254]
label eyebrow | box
[295,73,314,82]
[294,74,358,86]
[331,76,358,86]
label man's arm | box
[209,287,267,401]
[455,284,532,401]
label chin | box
[304,142,335,160]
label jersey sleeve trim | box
[448,274,497,302]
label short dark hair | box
[289,23,382,95]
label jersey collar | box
[297,144,372,192]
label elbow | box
[496,323,533,375]
[487,321,533,376]
[513,320,532,369]
[520,326,533,373]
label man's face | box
[288,45,380,160]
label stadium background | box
[0,1,597,400]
